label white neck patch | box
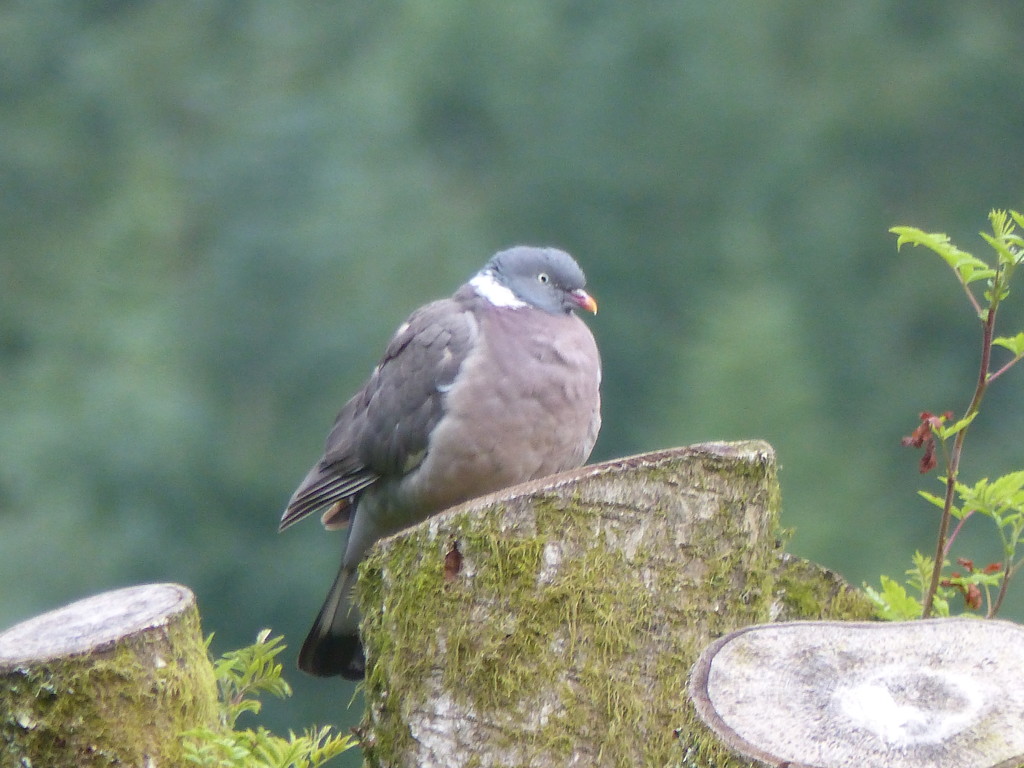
[470,271,527,308]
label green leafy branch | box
[181,629,355,768]
[870,210,1024,619]
[921,472,1024,616]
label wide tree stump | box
[691,618,1024,768]
[354,441,864,767]
[0,583,218,768]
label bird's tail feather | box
[297,566,365,679]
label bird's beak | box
[571,289,598,315]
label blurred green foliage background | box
[3,0,1024,750]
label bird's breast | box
[398,307,601,515]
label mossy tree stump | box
[356,441,865,767]
[0,583,218,768]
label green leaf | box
[181,631,355,767]
[1010,209,1024,234]
[936,412,976,440]
[984,210,1024,269]
[947,569,1003,589]
[864,575,922,620]
[890,226,993,283]
[929,592,952,618]
[993,332,1024,357]
[917,490,946,509]
[985,471,1024,515]
[919,486,963,518]
[953,473,1024,525]
[986,470,1024,495]
[980,231,1019,273]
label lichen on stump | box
[356,441,788,768]
[0,582,218,768]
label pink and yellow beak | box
[571,289,598,314]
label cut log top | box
[444,440,776,508]
[0,582,195,666]
[690,618,1024,768]
[0,583,217,768]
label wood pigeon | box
[279,246,602,679]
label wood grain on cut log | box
[353,441,847,768]
[0,583,218,768]
[691,619,1024,768]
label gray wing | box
[278,296,478,531]
[277,396,377,531]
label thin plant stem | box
[988,561,1013,618]
[942,510,974,558]
[988,354,1024,384]
[955,272,984,317]
[922,298,998,617]
[1007,556,1024,582]
[923,444,962,617]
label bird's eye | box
[538,272,550,284]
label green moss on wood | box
[773,554,877,622]
[0,603,218,768]
[359,445,785,767]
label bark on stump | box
[355,441,861,767]
[0,582,218,768]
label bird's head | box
[472,246,598,316]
